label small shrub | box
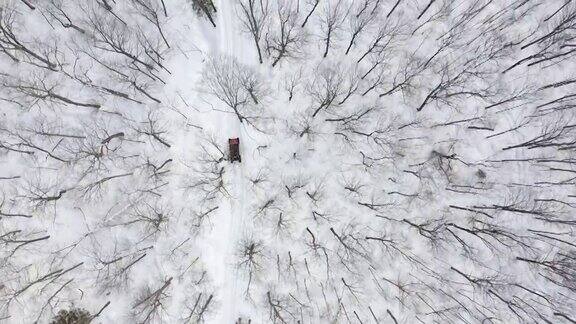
[50,308,91,324]
[189,0,216,15]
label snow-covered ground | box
[1,0,576,323]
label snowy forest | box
[1,0,576,323]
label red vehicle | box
[228,138,241,163]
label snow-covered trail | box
[212,0,252,322]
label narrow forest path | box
[212,0,251,322]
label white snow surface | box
[1,0,576,323]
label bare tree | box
[307,63,346,117]
[89,240,151,292]
[301,0,319,28]
[282,68,303,101]
[201,55,269,126]
[0,6,59,69]
[238,0,270,64]
[319,0,348,58]
[132,277,173,323]
[129,0,170,48]
[357,17,404,64]
[183,292,214,322]
[40,0,86,34]
[81,2,168,79]
[132,111,172,148]
[184,134,227,202]
[237,238,265,296]
[265,290,297,323]
[0,73,101,110]
[416,61,495,112]
[265,0,308,67]
[344,0,378,55]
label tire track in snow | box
[214,0,250,322]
